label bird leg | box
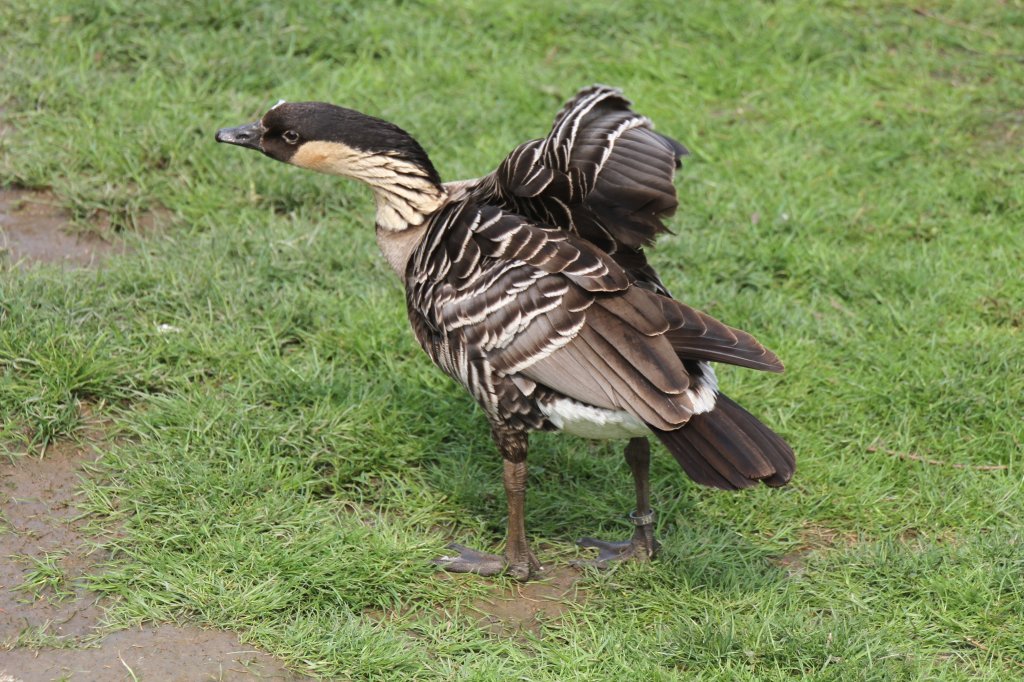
[434,428,540,581]
[577,437,661,566]
[499,454,541,580]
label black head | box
[215,101,441,185]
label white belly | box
[539,398,650,440]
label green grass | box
[2,0,1023,679]
[2,623,87,652]
[10,551,74,602]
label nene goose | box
[216,86,795,581]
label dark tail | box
[650,393,795,490]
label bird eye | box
[282,130,299,145]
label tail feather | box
[671,420,756,489]
[651,393,795,490]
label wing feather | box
[488,86,686,292]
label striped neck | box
[365,158,447,276]
[371,173,446,232]
[288,140,445,231]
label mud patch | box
[466,564,584,636]
[770,523,859,576]
[968,108,1024,152]
[367,563,586,640]
[1,426,308,681]
[1,439,108,643]
[91,205,173,236]
[0,189,124,268]
[771,549,806,575]
[1,626,306,682]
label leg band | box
[629,509,656,527]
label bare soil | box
[1,626,306,682]
[0,189,125,268]
[367,559,586,641]
[770,522,861,576]
[397,563,586,639]
[465,564,584,637]
[1,427,309,681]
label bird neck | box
[289,139,445,231]
[371,175,446,233]
[365,164,445,278]
[317,149,443,231]
[370,164,446,278]
[288,138,445,275]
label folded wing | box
[414,204,780,433]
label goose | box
[216,86,794,581]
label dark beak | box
[215,120,265,151]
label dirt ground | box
[0,428,587,682]
[0,189,127,268]
[458,563,585,637]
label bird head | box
[215,100,441,186]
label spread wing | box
[488,85,687,292]
[410,202,780,431]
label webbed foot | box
[575,509,661,568]
[434,543,505,577]
[433,542,541,581]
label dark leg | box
[500,455,541,580]
[577,437,661,566]
[433,427,540,581]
